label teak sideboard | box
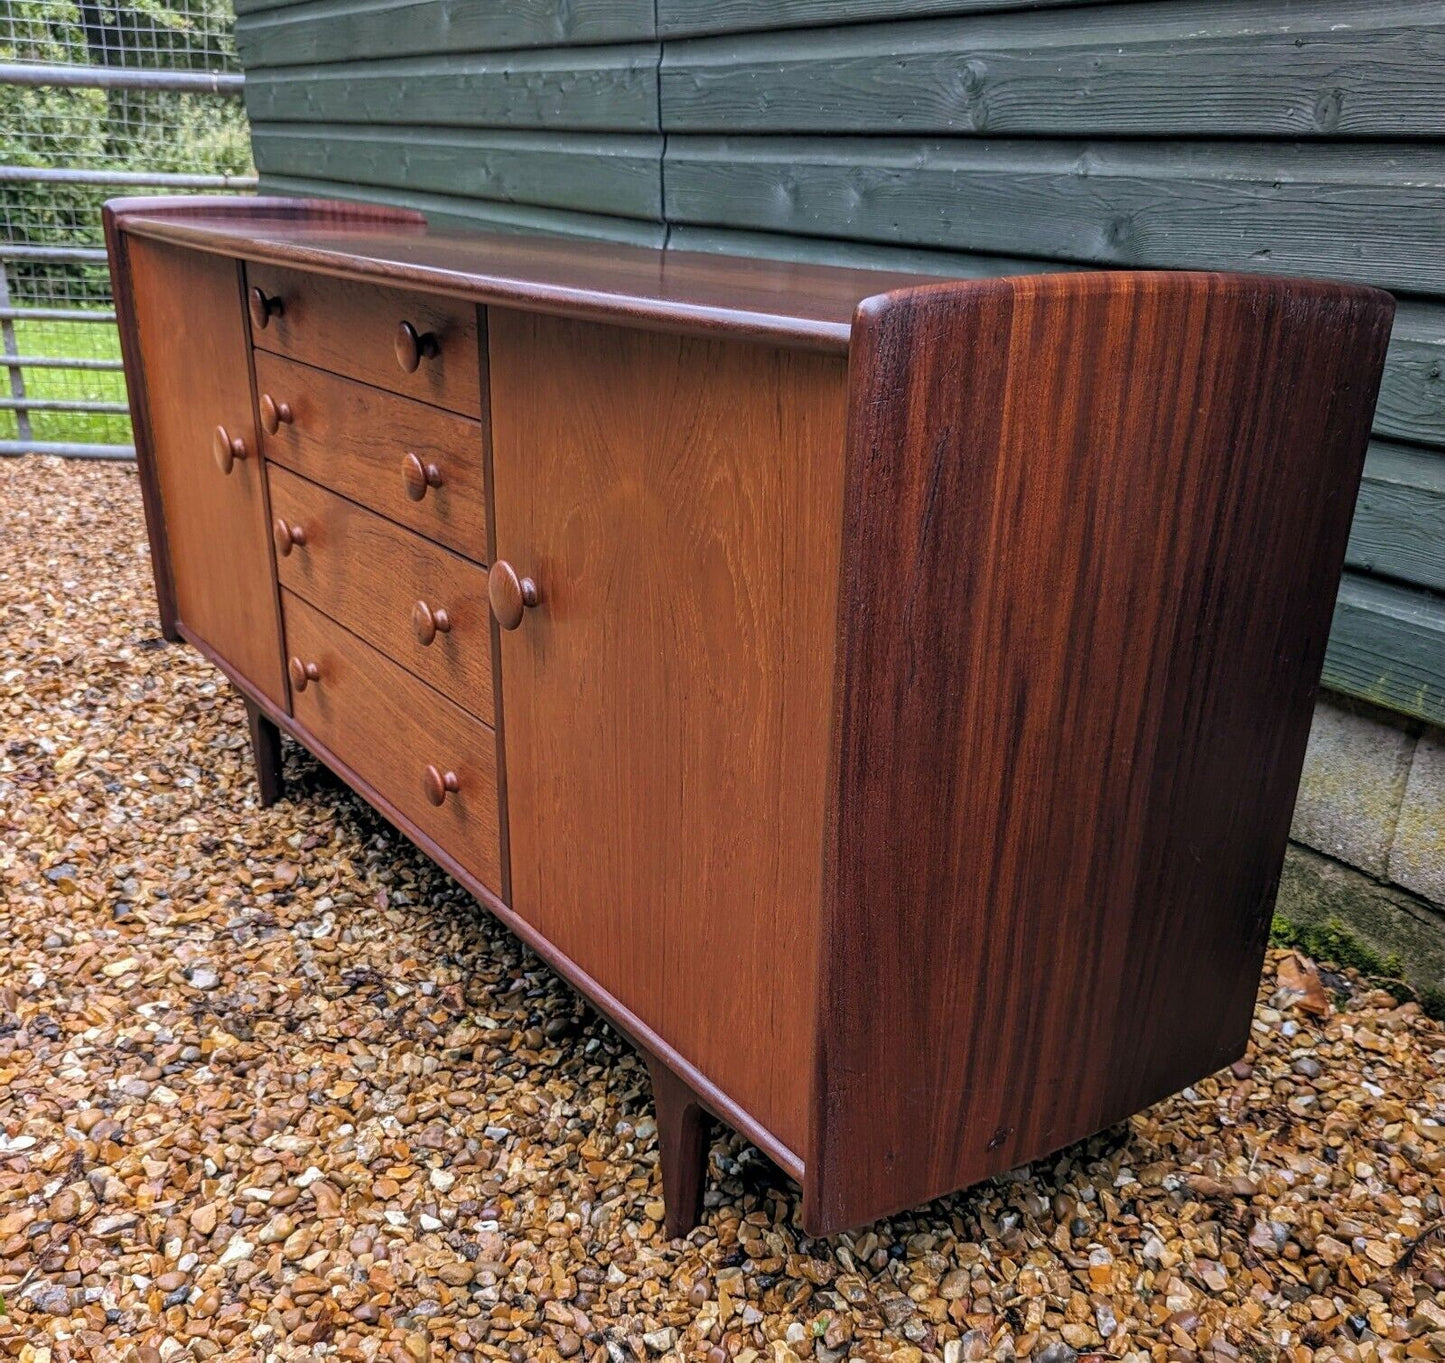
[104,195,1394,1236]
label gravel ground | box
[2,454,1444,1363]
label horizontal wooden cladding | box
[282,589,503,892]
[1325,574,1445,726]
[245,48,659,132]
[252,125,663,222]
[269,464,495,721]
[1380,303,1445,451]
[257,176,670,247]
[658,0,1093,38]
[668,226,1445,456]
[1348,444,1445,595]
[666,228,1445,460]
[255,351,489,562]
[247,261,482,414]
[236,0,654,61]
[663,138,1445,295]
[661,0,1445,137]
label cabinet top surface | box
[107,196,944,352]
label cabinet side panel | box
[809,271,1394,1233]
[489,311,846,1160]
[127,238,287,708]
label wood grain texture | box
[250,124,664,223]
[1348,444,1445,594]
[668,226,1445,459]
[117,205,937,352]
[658,0,1091,38]
[663,138,1445,295]
[808,270,1394,1234]
[282,589,503,891]
[254,351,488,561]
[245,47,660,131]
[268,464,494,722]
[488,309,848,1160]
[123,238,287,709]
[662,1,1445,137]
[199,622,804,1186]
[256,176,672,248]
[1379,302,1445,452]
[247,261,481,414]
[1325,575,1445,725]
[235,0,655,62]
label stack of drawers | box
[245,264,504,895]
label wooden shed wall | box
[234,0,1445,725]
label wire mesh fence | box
[1,0,255,458]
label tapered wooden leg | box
[244,698,285,807]
[643,1051,710,1238]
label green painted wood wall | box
[234,0,1445,725]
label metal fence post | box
[0,261,33,444]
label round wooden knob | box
[423,764,459,807]
[212,424,247,474]
[402,451,443,501]
[259,393,293,434]
[412,600,451,647]
[249,286,283,330]
[394,320,440,373]
[288,656,320,692]
[273,516,306,557]
[488,560,538,631]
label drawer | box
[255,351,489,562]
[282,591,502,893]
[268,464,494,721]
[246,262,482,416]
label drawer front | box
[269,464,494,721]
[246,263,482,416]
[283,590,502,893]
[255,351,489,562]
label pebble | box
[1,460,1441,1361]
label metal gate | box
[1,0,255,460]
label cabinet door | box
[488,309,848,1159]
[127,238,286,708]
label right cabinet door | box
[487,308,847,1161]
[126,237,286,708]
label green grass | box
[1,314,132,447]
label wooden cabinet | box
[117,236,285,709]
[106,196,1395,1236]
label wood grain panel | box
[124,238,287,709]
[659,0,1091,38]
[1347,443,1445,594]
[669,231,1445,459]
[123,204,936,352]
[810,271,1393,1233]
[250,124,664,223]
[236,0,655,61]
[269,464,494,721]
[255,351,488,562]
[1325,575,1445,725]
[488,310,848,1159]
[254,176,671,247]
[246,262,481,414]
[1379,303,1445,452]
[663,137,1445,295]
[282,589,502,891]
[662,1,1445,137]
[245,47,660,131]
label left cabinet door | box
[126,238,286,708]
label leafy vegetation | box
[0,0,250,443]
